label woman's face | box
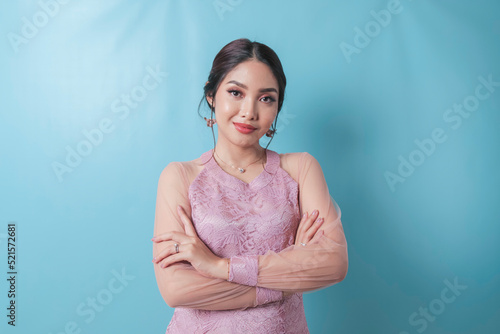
[208,60,279,149]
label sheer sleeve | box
[228,152,348,294]
[153,161,283,310]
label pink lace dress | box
[153,148,348,334]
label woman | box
[152,38,348,333]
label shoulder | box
[278,151,320,183]
[158,152,208,186]
[158,161,185,186]
[279,151,318,169]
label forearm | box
[170,282,283,311]
[167,281,257,311]
[227,221,348,293]
[154,262,282,311]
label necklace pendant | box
[238,167,245,173]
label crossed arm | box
[152,153,348,311]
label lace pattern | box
[164,148,308,333]
[228,255,258,286]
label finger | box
[177,205,198,237]
[297,211,317,238]
[153,242,177,264]
[152,231,176,242]
[158,252,185,268]
[295,210,319,245]
[152,231,189,243]
[304,217,324,242]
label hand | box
[294,209,324,247]
[152,205,226,279]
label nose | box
[241,99,257,119]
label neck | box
[214,142,265,167]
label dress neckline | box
[201,148,280,191]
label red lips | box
[233,122,257,130]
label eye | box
[261,96,276,104]
[228,89,241,97]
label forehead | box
[223,60,278,88]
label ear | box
[205,81,215,109]
[206,94,215,109]
[204,81,211,105]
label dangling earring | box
[204,117,216,127]
[266,128,275,137]
[205,104,216,127]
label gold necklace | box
[214,149,266,173]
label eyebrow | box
[226,80,278,94]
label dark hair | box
[197,38,287,153]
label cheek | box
[265,112,278,125]
[218,105,238,120]
[217,96,239,113]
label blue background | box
[1,0,499,333]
